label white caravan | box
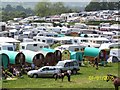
[0,43,15,51]
[55,44,86,52]
[107,49,120,62]
[33,36,54,45]
[20,42,50,52]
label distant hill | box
[1,2,89,11]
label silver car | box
[27,66,60,78]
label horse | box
[106,74,120,90]
[54,71,71,82]
[54,72,65,82]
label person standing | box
[94,57,99,70]
[67,70,71,82]
[31,63,35,70]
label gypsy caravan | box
[1,50,25,68]
[83,47,100,63]
[42,48,62,64]
[0,52,9,69]
[70,51,83,65]
[38,50,55,66]
[62,50,71,60]
[21,50,44,67]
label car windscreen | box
[56,62,64,67]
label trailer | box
[20,42,50,52]
[21,50,44,67]
[42,48,62,63]
[0,52,9,69]
[83,47,100,62]
[1,50,25,67]
[33,36,54,45]
[107,49,120,63]
[0,43,15,51]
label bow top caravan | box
[20,42,50,52]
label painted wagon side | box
[0,52,9,69]
[70,51,83,61]
[99,49,110,65]
[21,50,44,67]
[62,50,70,60]
[1,50,25,67]
[39,49,55,66]
[84,47,100,62]
[42,48,62,63]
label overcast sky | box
[1,0,91,2]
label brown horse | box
[106,74,120,90]
[54,73,65,82]
[54,71,71,82]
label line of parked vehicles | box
[28,60,80,78]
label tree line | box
[1,2,77,22]
[1,1,119,21]
[1,4,34,21]
[85,1,119,11]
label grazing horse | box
[106,74,120,90]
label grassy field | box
[1,63,120,89]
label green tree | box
[4,4,14,12]
[85,2,101,11]
[85,1,119,11]
[34,1,71,17]
[35,1,52,17]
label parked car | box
[55,60,80,74]
[27,66,60,78]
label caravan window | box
[0,47,1,50]
[39,34,43,36]
[44,46,49,48]
[38,39,40,41]
[74,40,78,43]
[81,40,88,42]
[22,46,25,49]
[33,39,36,41]
[8,47,13,51]
[54,35,58,37]
[33,44,37,46]
[47,40,52,43]
[40,46,43,48]
[74,48,79,51]
[96,41,102,44]
[42,40,45,42]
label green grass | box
[2,63,120,89]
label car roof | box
[41,66,59,69]
[58,60,76,63]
